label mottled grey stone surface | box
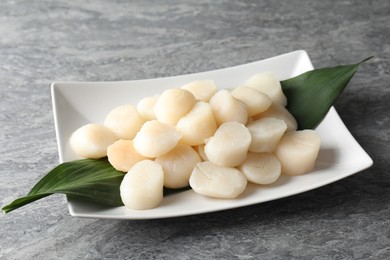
[1,0,389,259]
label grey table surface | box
[1,0,389,259]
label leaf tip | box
[360,56,374,64]
[1,206,9,214]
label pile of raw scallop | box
[69,72,321,210]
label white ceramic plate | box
[51,50,373,219]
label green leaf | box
[2,158,125,213]
[281,57,372,130]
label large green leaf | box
[281,57,372,130]
[2,158,125,213]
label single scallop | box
[238,152,281,185]
[176,101,218,146]
[137,95,159,121]
[190,161,247,199]
[253,103,297,131]
[120,160,164,210]
[231,86,272,116]
[107,139,147,172]
[245,71,287,106]
[209,89,248,125]
[70,123,118,159]
[247,117,287,153]
[181,79,217,102]
[155,144,201,189]
[204,122,251,167]
[275,130,321,176]
[154,88,196,125]
[133,120,182,158]
[104,104,145,140]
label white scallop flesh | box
[204,122,251,167]
[275,130,321,176]
[137,95,159,121]
[209,89,248,125]
[189,161,247,199]
[104,104,145,140]
[181,79,217,102]
[239,152,281,185]
[245,71,287,106]
[107,139,147,172]
[133,120,182,158]
[120,160,164,210]
[70,123,118,159]
[176,101,218,146]
[154,88,196,125]
[155,144,201,189]
[231,86,272,116]
[253,103,298,131]
[247,117,287,153]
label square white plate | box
[51,50,373,219]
